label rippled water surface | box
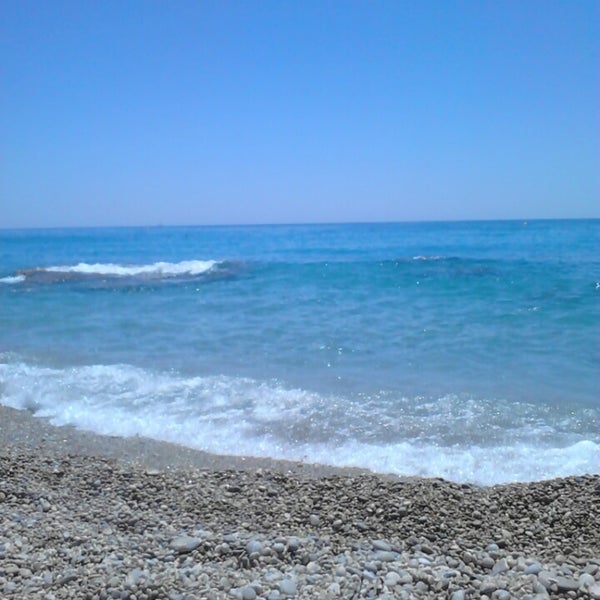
[1,220,598,483]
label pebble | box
[240,585,257,600]
[0,452,598,600]
[278,579,298,596]
[480,579,498,596]
[169,536,202,554]
[372,539,392,552]
[538,570,556,590]
[327,581,340,594]
[399,570,414,584]
[492,558,510,575]
[579,573,595,591]
[246,540,263,555]
[272,542,285,555]
[555,576,579,592]
[586,564,599,576]
[373,550,399,562]
[384,571,401,587]
[524,562,542,575]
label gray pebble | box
[524,562,542,575]
[246,540,263,555]
[327,582,341,594]
[169,536,201,554]
[384,571,401,587]
[588,584,600,600]
[278,578,297,596]
[480,579,498,596]
[492,558,510,574]
[0,451,597,600]
[579,573,596,591]
[373,550,399,562]
[555,576,579,592]
[372,539,392,552]
[241,586,257,600]
[397,571,414,585]
[272,542,285,555]
[537,570,556,590]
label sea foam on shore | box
[1,360,598,486]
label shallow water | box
[1,220,598,484]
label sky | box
[1,0,598,228]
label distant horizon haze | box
[1,215,598,233]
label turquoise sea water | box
[0,220,598,484]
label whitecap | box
[0,275,26,284]
[44,259,218,277]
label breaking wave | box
[0,260,231,285]
[0,359,598,485]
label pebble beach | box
[1,406,599,600]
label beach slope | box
[0,406,599,599]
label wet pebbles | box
[0,452,598,599]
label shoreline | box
[3,404,598,487]
[0,404,374,479]
[1,404,599,599]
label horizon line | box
[1,216,598,232]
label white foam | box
[0,360,598,485]
[0,275,25,284]
[44,260,218,277]
[305,440,600,486]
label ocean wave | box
[45,259,219,276]
[0,359,598,485]
[0,275,26,284]
[1,259,227,285]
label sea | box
[0,220,598,485]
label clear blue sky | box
[1,0,598,227]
